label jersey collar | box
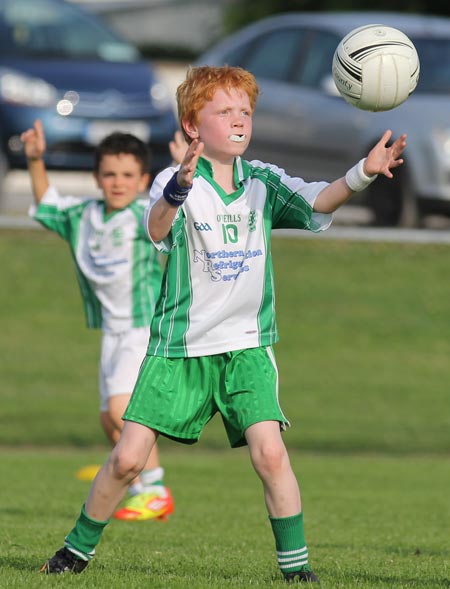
[195,156,251,204]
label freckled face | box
[184,88,253,162]
[94,153,149,214]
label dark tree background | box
[224,0,450,33]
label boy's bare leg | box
[100,411,120,445]
[104,395,173,522]
[85,421,158,521]
[40,422,158,573]
[246,420,317,581]
[246,420,301,517]
[106,393,160,469]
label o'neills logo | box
[216,214,241,222]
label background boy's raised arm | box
[20,119,49,204]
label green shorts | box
[123,346,289,448]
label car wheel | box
[367,164,420,227]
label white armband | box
[345,158,378,192]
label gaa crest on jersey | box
[111,227,124,247]
[248,210,257,232]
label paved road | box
[0,167,369,223]
[0,156,371,229]
[2,169,450,244]
[2,59,450,242]
[0,169,102,217]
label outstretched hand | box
[20,119,46,161]
[176,138,204,188]
[365,129,407,178]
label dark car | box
[0,0,177,185]
[198,12,450,226]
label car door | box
[233,26,315,172]
[244,27,369,182]
[286,28,370,181]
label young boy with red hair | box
[41,65,406,583]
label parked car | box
[0,0,177,189]
[197,12,450,226]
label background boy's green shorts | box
[123,346,289,448]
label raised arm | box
[148,139,203,242]
[20,119,49,204]
[314,130,407,214]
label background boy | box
[21,120,174,522]
[40,66,406,582]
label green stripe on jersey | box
[73,258,103,328]
[130,201,162,328]
[148,226,192,356]
[258,212,277,345]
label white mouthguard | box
[229,134,246,143]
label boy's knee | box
[252,443,288,476]
[110,447,143,481]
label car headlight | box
[0,69,57,107]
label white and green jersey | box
[30,186,162,333]
[145,157,332,358]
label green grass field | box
[1,229,450,588]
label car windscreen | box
[412,37,450,93]
[0,0,140,62]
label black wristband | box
[163,172,192,207]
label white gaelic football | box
[332,24,420,111]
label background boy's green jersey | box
[144,157,332,358]
[30,186,162,333]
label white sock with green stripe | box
[140,467,167,497]
[269,512,311,578]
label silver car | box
[198,12,450,226]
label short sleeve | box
[28,185,88,240]
[249,159,333,232]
